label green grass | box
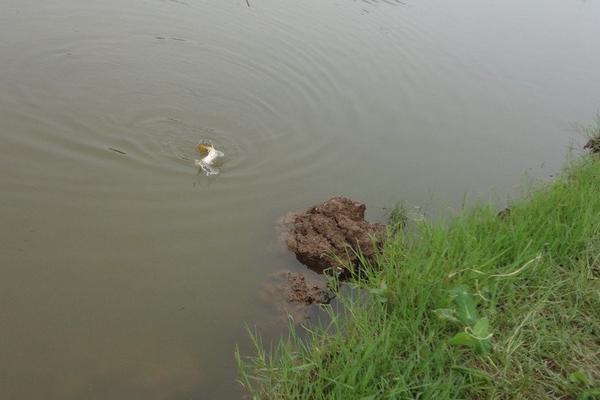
[237,150,600,399]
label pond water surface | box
[1,0,600,398]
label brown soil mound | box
[284,197,386,275]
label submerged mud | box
[284,272,332,305]
[259,271,332,325]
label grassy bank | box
[238,139,600,399]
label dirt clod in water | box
[283,197,386,276]
[584,137,600,154]
[286,272,331,304]
[259,271,332,326]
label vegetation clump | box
[238,139,600,400]
[583,115,600,154]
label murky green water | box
[1,0,599,398]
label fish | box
[195,142,224,175]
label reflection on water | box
[1,0,600,398]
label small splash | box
[194,141,224,176]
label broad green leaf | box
[569,369,591,386]
[472,317,490,338]
[580,388,600,399]
[449,319,492,355]
[448,332,475,347]
[473,336,491,355]
[449,285,479,326]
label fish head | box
[196,143,213,153]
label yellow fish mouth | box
[196,143,212,153]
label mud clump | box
[284,197,386,276]
[261,271,331,306]
[285,272,331,304]
[584,137,600,154]
[259,271,332,326]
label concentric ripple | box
[2,0,600,399]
